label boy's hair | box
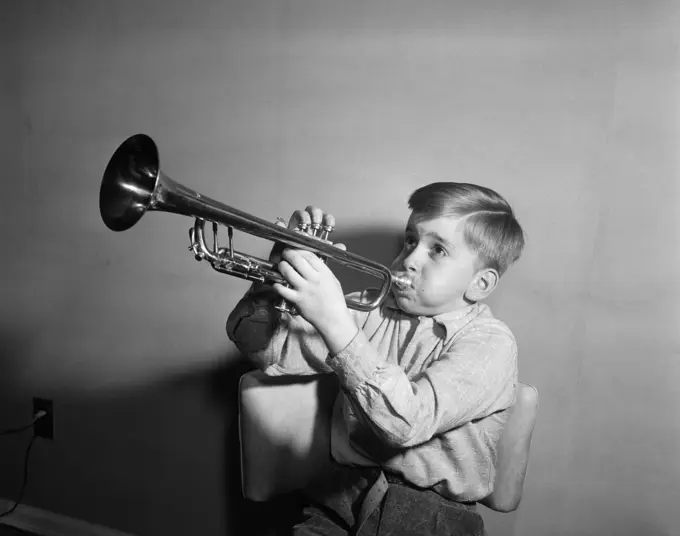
[408,182,525,276]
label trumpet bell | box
[99,133,405,313]
[100,134,160,232]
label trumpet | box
[99,134,411,313]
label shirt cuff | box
[325,329,382,391]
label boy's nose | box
[402,249,422,272]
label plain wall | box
[1,1,679,535]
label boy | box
[227,182,525,536]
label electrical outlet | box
[33,397,54,440]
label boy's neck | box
[388,296,480,318]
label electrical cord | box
[0,411,47,518]
[0,435,37,518]
[0,411,46,436]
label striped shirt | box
[227,286,518,502]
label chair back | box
[238,370,538,512]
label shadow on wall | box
[0,326,35,395]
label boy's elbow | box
[226,300,252,342]
[374,425,425,450]
[381,415,451,449]
[227,310,277,367]
[393,432,428,449]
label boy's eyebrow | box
[429,232,455,249]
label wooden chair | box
[238,370,538,513]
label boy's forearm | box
[315,310,361,356]
[324,325,517,450]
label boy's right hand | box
[269,205,343,263]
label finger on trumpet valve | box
[321,225,334,240]
[306,206,324,229]
[321,214,336,240]
[291,209,312,231]
[310,222,321,236]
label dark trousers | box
[292,464,487,536]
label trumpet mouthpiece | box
[391,273,413,290]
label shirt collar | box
[383,294,484,337]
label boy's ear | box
[465,268,499,302]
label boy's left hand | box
[273,246,351,336]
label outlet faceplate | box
[33,397,54,440]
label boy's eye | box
[404,236,417,247]
[432,245,447,257]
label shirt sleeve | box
[325,321,518,448]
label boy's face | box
[390,213,480,316]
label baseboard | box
[0,499,137,536]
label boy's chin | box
[392,294,429,316]
[391,293,466,317]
